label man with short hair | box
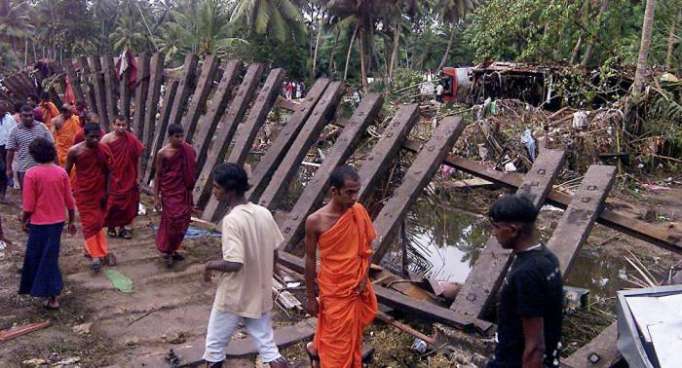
[65,123,114,273]
[52,104,81,166]
[202,163,289,368]
[37,92,59,131]
[486,194,563,368]
[153,123,196,267]
[304,165,378,367]
[102,115,144,239]
[5,105,53,189]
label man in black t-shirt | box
[486,195,564,368]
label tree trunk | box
[343,22,360,81]
[311,16,323,79]
[24,38,28,66]
[329,28,340,76]
[359,26,369,93]
[570,34,583,64]
[581,0,609,66]
[438,23,456,70]
[631,0,657,100]
[666,9,681,69]
[388,20,400,81]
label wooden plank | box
[141,53,165,173]
[191,60,241,168]
[87,56,109,129]
[142,79,179,185]
[192,63,265,208]
[131,53,150,137]
[101,55,118,124]
[372,117,465,263]
[246,78,330,201]
[278,93,384,250]
[119,59,131,121]
[435,154,682,255]
[276,252,471,329]
[450,149,566,321]
[202,68,286,222]
[78,56,98,114]
[563,322,621,368]
[256,81,345,209]
[167,53,198,130]
[64,61,85,105]
[181,55,218,141]
[548,165,617,275]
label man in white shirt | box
[202,163,289,368]
[0,102,17,202]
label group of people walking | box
[1,93,563,368]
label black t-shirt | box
[490,244,564,368]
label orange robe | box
[39,102,59,131]
[54,115,81,166]
[314,203,378,368]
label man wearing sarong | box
[65,123,115,273]
[154,123,196,268]
[52,104,81,166]
[304,165,378,368]
[102,115,144,239]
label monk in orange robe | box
[102,115,144,239]
[38,93,59,131]
[304,165,378,368]
[52,104,81,166]
[65,123,115,273]
[153,123,196,268]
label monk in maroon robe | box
[102,116,144,239]
[65,123,114,273]
[154,123,196,268]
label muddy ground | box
[1,176,680,367]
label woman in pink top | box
[19,137,76,309]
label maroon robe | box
[155,143,196,254]
[74,143,113,240]
[105,132,144,227]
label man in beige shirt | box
[202,163,289,368]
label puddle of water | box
[398,190,632,302]
[396,192,490,283]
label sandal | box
[43,297,60,310]
[306,342,320,368]
[107,228,118,238]
[164,254,174,268]
[171,252,185,261]
[90,259,102,273]
[104,253,117,266]
[119,228,133,239]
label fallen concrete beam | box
[562,322,621,368]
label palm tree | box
[0,0,34,53]
[631,0,657,101]
[156,0,246,63]
[230,0,306,43]
[436,0,480,69]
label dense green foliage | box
[0,0,679,84]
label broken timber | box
[256,81,345,209]
[192,63,264,208]
[131,53,150,138]
[101,55,118,125]
[141,53,164,174]
[278,93,384,251]
[168,54,199,136]
[78,56,99,118]
[119,57,132,121]
[563,322,620,368]
[87,56,109,129]
[64,62,85,109]
[181,54,218,141]
[548,165,617,275]
[191,60,241,167]
[450,149,566,323]
[202,68,286,222]
[372,116,465,263]
[142,79,179,185]
[246,78,330,201]
[356,104,420,201]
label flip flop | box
[107,228,118,238]
[104,253,117,266]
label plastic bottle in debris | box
[411,338,428,354]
